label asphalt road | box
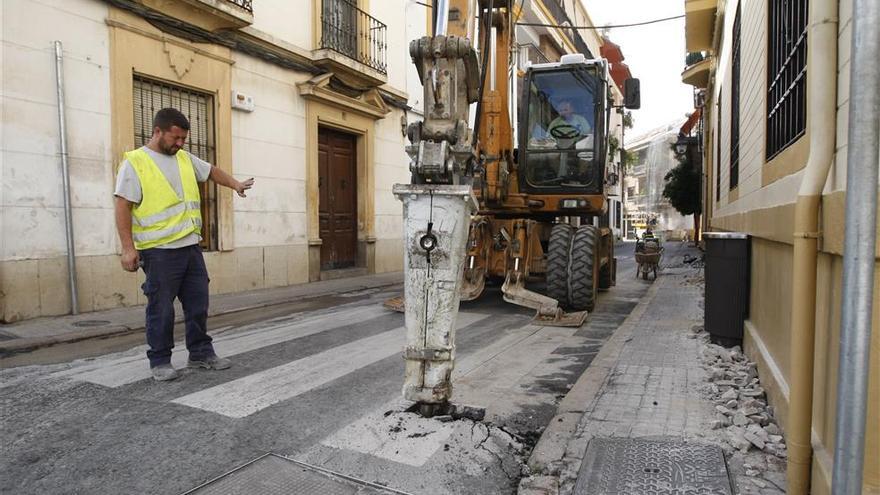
[1,245,654,495]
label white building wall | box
[249,0,312,50]
[735,0,768,200]
[0,0,419,321]
[230,53,311,249]
[1,0,113,261]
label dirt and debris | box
[695,331,788,493]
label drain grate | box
[72,320,111,328]
[573,438,734,495]
[182,454,411,495]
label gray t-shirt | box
[114,146,213,249]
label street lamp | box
[674,135,696,158]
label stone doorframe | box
[297,73,390,281]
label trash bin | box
[703,232,750,347]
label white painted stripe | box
[321,399,456,467]
[58,304,390,388]
[320,318,541,466]
[171,312,489,418]
[455,326,577,389]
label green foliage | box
[662,150,702,216]
[608,136,620,160]
[621,148,637,170]
[623,112,634,130]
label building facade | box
[683,0,879,492]
[1,0,422,322]
[1,0,629,322]
[623,121,694,241]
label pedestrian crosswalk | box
[45,296,587,429]
[53,303,389,388]
[320,320,565,467]
[172,312,489,418]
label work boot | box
[151,364,180,382]
[187,355,232,370]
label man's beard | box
[161,143,180,155]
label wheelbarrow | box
[635,239,663,281]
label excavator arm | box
[394,0,485,416]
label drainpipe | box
[54,41,78,315]
[831,0,880,492]
[786,0,838,492]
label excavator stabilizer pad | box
[531,309,589,327]
[383,295,405,313]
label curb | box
[0,278,402,356]
[518,279,664,494]
[0,325,134,355]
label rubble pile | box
[699,341,788,459]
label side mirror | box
[624,78,641,110]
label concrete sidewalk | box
[520,245,788,495]
[0,271,403,354]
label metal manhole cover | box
[72,320,111,328]
[573,438,734,495]
[182,454,411,495]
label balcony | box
[685,0,718,52]
[681,51,712,88]
[313,0,387,87]
[137,0,254,31]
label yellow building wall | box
[704,0,878,491]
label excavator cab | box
[518,55,609,196]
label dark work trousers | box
[139,244,215,368]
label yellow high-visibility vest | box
[125,149,202,250]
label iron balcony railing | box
[225,0,253,13]
[320,0,387,74]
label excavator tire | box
[568,225,599,312]
[547,223,574,304]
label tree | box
[663,142,702,241]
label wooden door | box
[318,128,357,270]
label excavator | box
[394,0,640,416]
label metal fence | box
[320,0,387,74]
[225,0,253,13]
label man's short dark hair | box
[153,108,190,131]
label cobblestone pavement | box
[526,243,787,495]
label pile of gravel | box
[699,341,788,459]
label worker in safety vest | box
[114,108,254,381]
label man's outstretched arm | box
[209,166,254,198]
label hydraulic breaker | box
[394,185,476,415]
[394,0,480,415]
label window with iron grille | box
[767,0,808,160]
[730,4,741,190]
[133,75,219,251]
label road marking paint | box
[319,318,542,466]
[170,312,489,418]
[456,326,577,390]
[56,304,390,388]
[321,399,456,467]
